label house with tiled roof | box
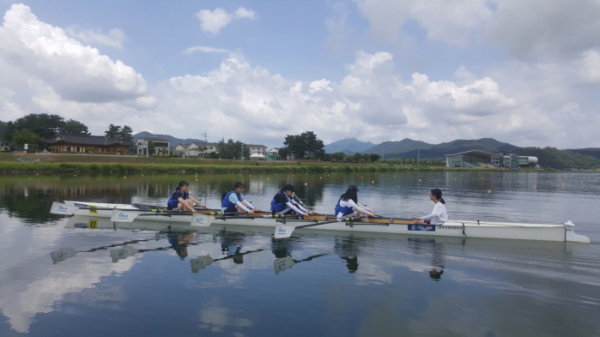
[43,134,133,154]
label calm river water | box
[0,171,599,337]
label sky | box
[0,0,599,149]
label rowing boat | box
[50,200,591,243]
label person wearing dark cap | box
[270,184,312,216]
[412,188,447,225]
[334,185,375,221]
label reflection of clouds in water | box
[198,299,253,334]
[355,259,393,285]
[354,258,435,285]
[182,245,273,288]
[215,250,274,286]
[0,255,138,333]
[0,215,141,333]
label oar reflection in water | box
[270,236,327,274]
[273,253,327,275]
[49,236,157,264]
[190,248,265,273]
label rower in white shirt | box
[334,185,375,221]
[412,188,448,225]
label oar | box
[273,217,367,239]
[190,212,214,227]
[50,202,77,215]
[110,209,142,222]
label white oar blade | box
[190,255,214,273]
[50,202,75,215]
[50,248,77,264]
[274,225,295,239]
[273,256,296,275]
[110,246,138,263]
[110,210,140,223]
[191,213,213,227]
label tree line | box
[0,114,132,152]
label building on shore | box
[136,137,171,156]
[43,134,133,154]
[246,144,267,156]
[445,150,538,169]
[1,142,10,152]
[266,148,282,161]
[174,142,219,157]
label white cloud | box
[0,4,147,103]
[234,7,256,20]
[580,49,600,83]
[354,0,491,46]
[354,0,412,41]
[194,7,256,34]
[409,72,516,114]
[184,45,230,54]
[325,3,352,53]
[482,0,600,61]
[411,0,492,46]
[65,25,125,49]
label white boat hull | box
[57,201,590,243]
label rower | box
[335,185,375,221]
[412,188,447,225]
[167,181,206,211]
[221,182,260,214]
[270,184,313,217]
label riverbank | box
[0,153,545,174]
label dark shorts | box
[223,205,237,213]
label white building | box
[176,142,220,157]
[137,137,171,156]
[246,144,267,155]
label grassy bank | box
[1,153,548,174]
[0,161,459,174]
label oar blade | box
[50,202,75,215]
[110,210,140,223]
[191,213,213,227]
[274,225,295,239]
[50,248,77,264]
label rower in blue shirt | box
[167,181,206,211]
[270,184,312,216]
[221,182,259,214]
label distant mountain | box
[361,138,519,159]
[133,131,205,147]
[567,148,600,160]
[516,147,600,169]
[363,139,433,155]
[324,138,375,154]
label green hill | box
[514,147,600,169]
[567,148,600,160]
[324,138,376,154]
[362,138,518,159]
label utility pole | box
[418,148,420,166]
[200,131,208,157]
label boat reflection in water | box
[58,215,265,272]
[56,215,575,282]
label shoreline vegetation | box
[0,153,552,174]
